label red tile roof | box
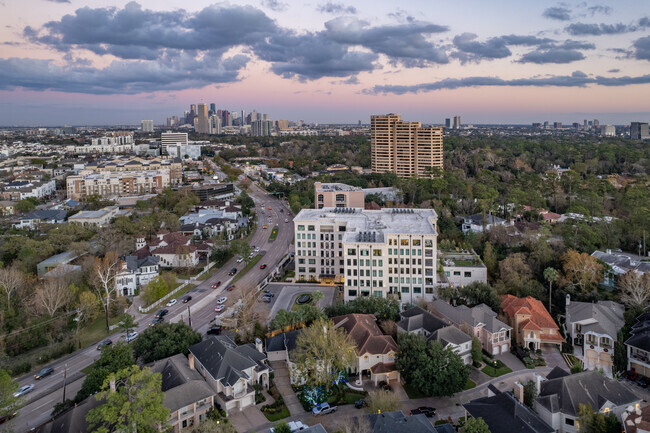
[501,295,559,331]
[331,314,397,356]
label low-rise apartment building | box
[68,206,119,227]
[66,170,170,200]
[0,179,56,201]
[293,207,438,304]
[82,155,182,184]
[439,249,488,287]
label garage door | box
[493,346,499,355]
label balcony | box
[631,351,650,364]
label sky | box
[0,0,649,126]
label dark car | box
[211,281,221,289]
[410,407,436,417]
[261,296,272,303]
[155,309,168,318]
[34,367,54,380]
[637,376,649,388]
[354,399,366,409]
[96,338,113,350]
[150,317,164,327]
[228,268,238,276]
[182,296,192,303]
[259,264,267,269]
[377,381,391,391]
[207,326,222,335]
[226,284,234,291]
[263,290,274,297]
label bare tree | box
[619,271,650,309]
[31,276,74,317]
[338,416,372,433]
[0,265,24,312]
[90,252,121,333]
[74,290,99,347]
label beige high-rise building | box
[196,104,209,134]
[371,114,443,178]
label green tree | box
[273,422,292,433]
[325,297,400,322]
[141,276,169,305]
[237,190,255,216]
[191,418,237,433]
[118,313,136,335]
[482,242,497,278]
[132,322,202,363]
[577,403,621,433]
[522,380,537,408]
[293,317,357,391]
[229,240,252,262]
[561,250,604,294]
[396,333,469,397]
[543,267,558,314]
[459,282,502,313]
[0,369,22,420]
[471,337,482,365]
[312,290,324,309]
[86,365,169,433]
[15,198,37,214]
[76,341,135,402]
[571,360,584,374]
[365,390,400,414]
[271,309,297,330]
[462,417,491,433]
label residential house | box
[464,389,554,433]
[431,300,511,355]
[622,405,650,433]
[396,306,472,364]
[535,367,641,433]
[188,336,269,415]
[14,209,67,229]
[179,208,244,240]
[625,313,650,376]
[68,206,119,227]
[0,201,16,216]
[438,249,487,287]
[137,231,199,268]
[264,330,303,383]
[364,410,438,433]
[500,295,563,351]
[591,250,650,288]
[331,314,399,385]
[521,205,561,224]
[150,354,216,433]
[565,294,624,377]
[37,251,78,276]
[115,255,160,296]
[462,213,508,233]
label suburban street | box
[9,181,295,432]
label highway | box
[9,180,294,432]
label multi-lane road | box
[9,181,294,432]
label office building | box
[293,207,438,304]
[66,170,171,200]
[209,103,216,115]
[631,122,649,140]
[314,182,365,209]
[370,113,443,178]
[196,104,210,134]
[141,120,154,132]
[161,132,189,153]
[602,125,616,137]
[445,118,451,128]
[276,120,289,130]
[167,144,202,160]
[453,115,461,129]
[554,122,562,129]
[251,119,272,136]
[209,115,222,134]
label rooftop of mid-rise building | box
[315,182,363,192]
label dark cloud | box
[633,36,650,61]
[342,75,359,84]
[519,48,586,64]
[45,0,70,3]
[368,71,650,94]
[566,22,632,35]
[450,33,510,63]
[317,2,357,14]
[587,5,612,16]
[262,0,288,12]
[543,7,571,21]
[608,68,620,73]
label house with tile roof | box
[136,231,199,268]
[500,295,563,351]
[331,314,399,385]
[565,294,624,377]
[622,404,650,433]
[397,306,473,364]
[188,335,269,415]
[625,313,650,376]
[432,300,511,355]
[534,367,641,433]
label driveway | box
[269,361,304,416]
[268,284,337,322]
[542,345,568,370]
[229,406,269,432]
[496,351,526,372]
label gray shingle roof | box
[566,300,624,339]
[265,330,301,354]
[592,251,650,274]
[397,306,449,333]
[626,314,650,352]
[366,411,436,433]
[537,369,639,417]
[432,325,472,347]
[432,300,510,334]
[21,209,67,221]
[464,391,554,433]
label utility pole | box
[62,364,67,403]
[187,305,192,328]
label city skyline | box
[0,0,649,125]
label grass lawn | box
[282,270,295,281]
[263,404,290,421]
[403,382,428,399]
[79,315,121,348]
[197,266,217,281]
[465,379,476,390]
[340,391,367,405]
[481,362,512,378]
[291,293,313,311]
[269,226,279,241]
[231,254,263,284]
[173,268,202,280]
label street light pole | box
[188,305,192,328]
[62,364,67,403]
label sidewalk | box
[269,361,303,415]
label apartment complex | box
[66,170,170,200]
[293,207,438,304]
[370,114,443,178]
[314,182,365,209]
[631,122,649,140]
[81,155,182,184]
[161,132,189,153]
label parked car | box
[125,331,139,343]
[207,326,222,335]
[261,296,271,303]
[228,268,238,276]
[255,247,260,252]
[263,290,274,297]
[263,225,268,229]
[285,219,289,223]
[312,402,337,416]
[249,252,255,258]
[154,309,168,318]
[166,299,177,307]
[150,317,164,327]
[280,209,284,213]
[270,421,306,433]
[96,338,113,350]
[212,281,221,288]
[13,384,34,398]
[215,305,225,313]
[226,284,234,291]
[259,264,267,269]
[182,296,192,303]
[410,407,436,417]
[34,367,54,380]
[268,206,272,210]
[237,257,244,263]
[377,381,391,391]
[638,376,649,388]
[354,398,366,409]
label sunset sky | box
[0,0,649,126]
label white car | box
[13,384,34,398]
[125,331,139,343]
[217,297,228,304]
[255,247,260,252]
[166,299,177,307]
[270,421,307,433]
[237,257,244,263]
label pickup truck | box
[312,402,337,416]
[270,421,307,433]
